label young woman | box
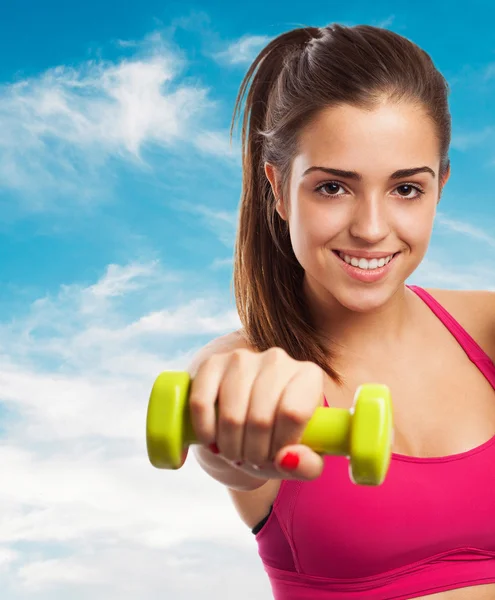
[187,23,495,599]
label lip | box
[332,250,400,283]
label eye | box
[394,183,425,200]
[314,181,347,197]
[314,181,426,200]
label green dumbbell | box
[146,371,393,486]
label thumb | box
[273,444,325,480]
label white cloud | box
[0,260,240,378]
[414,214,495,289]
[211,257,234,270]
[88,262,160,298]
[177,202,238,246]
[0,547,18,570]
[195,129,240,160]
[451,126,494,151]
[373,15,396,29]
[413,256,495,290]
[213,34,272,66]
[0,260,269,599]
[436,212,495,248]
[0,33,234,211]
[129,301,240,336]
[11,540,270,599]
[484,62,495,81]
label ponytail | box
[230,26,343,383]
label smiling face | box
[265,100,450,314]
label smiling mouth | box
[332,250,401,270]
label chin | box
[329,281,403,314]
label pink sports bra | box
[253,285,495,599]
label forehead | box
[293,102,439,177]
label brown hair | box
[230,23,451,383]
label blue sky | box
[0,1,494,598]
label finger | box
[188,354,228,447]
[215,350,258,461]
[269,361,324,460]
[273,443,325,480]
[242,348,296,465]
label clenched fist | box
[190,346,327,480]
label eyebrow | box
[302,166,436,180]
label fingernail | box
[280,451,299,470]
[234,460,243,466]
[208,442,220,454]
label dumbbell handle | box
[179,402,352,454]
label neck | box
[303,278,416,362]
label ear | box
[264,162,288,221]
[437,162,451,204]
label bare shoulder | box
[424,287,495,364]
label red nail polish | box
[280,451,299,470]
[234,460,243,466]
[208,442,220,454]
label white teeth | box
[338,252,395,270]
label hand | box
[189,347,326,480]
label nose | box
[348,195,390,244]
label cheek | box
[394,203,436,247]
[289,200,345,248]
[287,203,346,274]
